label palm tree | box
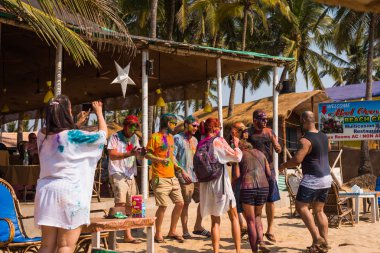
[329,8,379,174]
[6,121,16,132]
[2,0,135,68]
[265,0,341,89]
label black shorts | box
[296,185,330,203]
[240,188,269,206]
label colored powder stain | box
[58,145,64,153]
[68,130,100,144]
[99,144,104,150]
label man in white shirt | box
[108,115,144,243]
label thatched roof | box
[314,0,380,13]
[182,90,330,128]
[0,18,292,124]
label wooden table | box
[82,217,156,253]
[339,192,380,224]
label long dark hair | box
[44,94,75,134]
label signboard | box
[318,101,380,141]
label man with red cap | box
[108,115,145,243]
[247,109,282,243]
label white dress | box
[200,137,243,217]
[34,129,106,230]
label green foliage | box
[6,121,16,132]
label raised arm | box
[92,101,107,134]
[213,137,243,164]
[279,138,311,172]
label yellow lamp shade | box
[1,104,9,113]
[43,89,54,103]
[156,96,166,107]
[204,102,212,113]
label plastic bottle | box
[23,149,29,165]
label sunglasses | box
[256,118,268,122]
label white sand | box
[20,197,380,253]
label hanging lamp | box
[43,81,54,103]
[156,88,166,107]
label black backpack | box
[193,137,224,182]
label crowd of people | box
[32,95,332,253]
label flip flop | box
[305,244,328,253]
[193,229,211,238]
[124,239,141,244]
[167,235,185,243]
[264,233,277,243]
[241,227,248,238]
[183,232,193,239]
[154,237,166,244]
[259,242,271,253]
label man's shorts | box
[180,182,200,204]
[152,177,184,207]
[267,177,281,202]
[296,185,330,203]
[240,187,269,206]
[109,173,138,206]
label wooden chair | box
[285,171,302,217]
[324,181,354,228]
[0,178,41,253]
[92,159,103,202]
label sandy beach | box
[20,195,380,253]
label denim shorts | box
[267,178,281,202]
[296,185,330,203]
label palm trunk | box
[113,110,119,124]
[168,0,176,40]
[240,6,249,104]
[242,84,246,103]
[150,0,158,38]
[358,14,376,175]
[228,75,237,117]
[203,80,210,108]
[33,118,39,131]
[17,114,23,144]
[242,5,248,52]
[212,34,218,47]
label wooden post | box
[282,117,287,162]
[273,66,279,180]
[142,50,149,200]
[54,43,63,96]
[184,100,189,118]
[216,58,223,137]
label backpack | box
[193,136,224,182]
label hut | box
[180,90,330,162]
[0,8,292,197]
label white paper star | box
[111,61,136,98]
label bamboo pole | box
[54,43,63,96]
[141,50,149,199]
[216,58,223,137]
[273,66,279,181]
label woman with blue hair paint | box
[34,95,107,253]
